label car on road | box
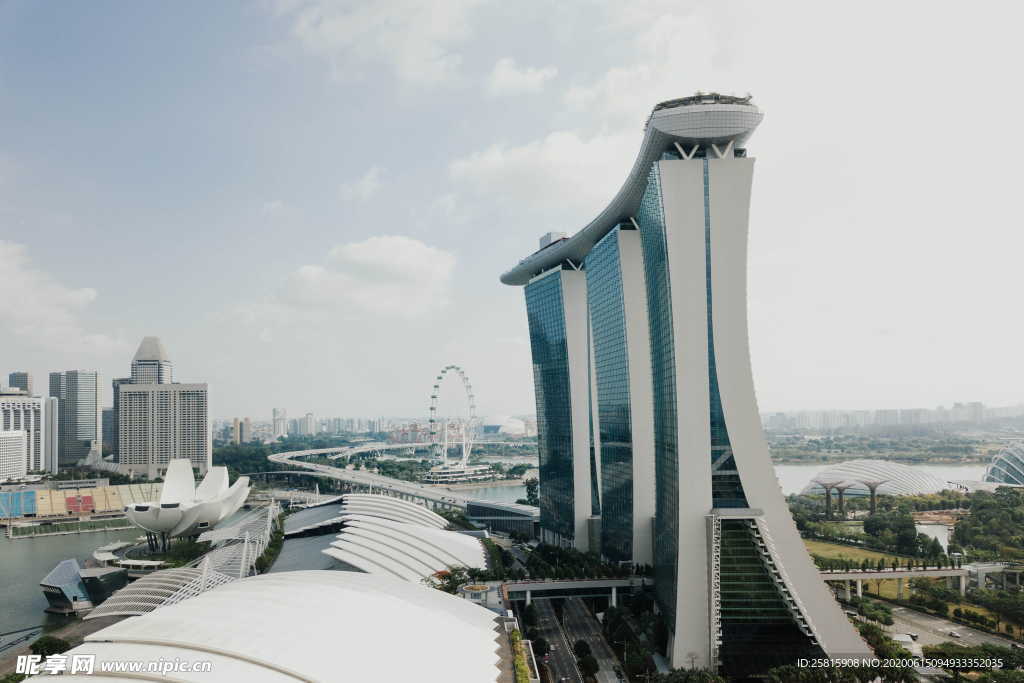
[949,631,962,638]
[908,633,919,641]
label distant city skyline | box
[2,3,1023,418]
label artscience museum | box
[124,459,250,544]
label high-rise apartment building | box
[231,418,241,445]
[241,417,252,444]
[117,337,210,477]
[8,371,32,394]
[48,370,101,467]
[1,388,54,474]
[0,429,27,481]
[502,94,871,675]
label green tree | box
[573,639,592,658]
[30,636,70,658]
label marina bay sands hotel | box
[501,94,872,674]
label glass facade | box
[525,270,576,541]
[586,227,633,563]
[718,519,817,676]
[635,161,679,623]
[704,158,748,509]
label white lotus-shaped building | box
[125,459,250,537]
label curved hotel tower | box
[503,94,871,674]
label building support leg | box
[844,580,851,602]
[611,586,617,608]
[526,590,532,606]
[897,578,904,601]
[856,579,862,598]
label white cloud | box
[449,128,639,219]
[339,166,383,202]
[261,199,286,214]
[0,241,126,354]
[249,235,456,324]
[276,0,486,85]
[485,58,557,96]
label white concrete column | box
[526,590,532,606]
[611,586,618,608]
[856,580,862,598]
[897,578,904,600]
[844,581,851,602]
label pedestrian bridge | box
[819,567,968,600]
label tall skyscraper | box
[110,377,131,459]
[48,370,101,467]
[241,417,252,444]
[502,94,871,675]
[131,336,173,384]
[8,371,32,394]
[117,337,210,477]
[231,417,241,445]
[272,408,287,439]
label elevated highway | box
[267,447,474,510]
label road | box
[561,597,622,683]
[533,599,583,683]
[267,448,476,509]
[890,605,1019,649]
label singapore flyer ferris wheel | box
[428,365,477,467]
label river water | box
[0,464,986,639]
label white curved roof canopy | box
[985,442,1024,485]
[501,94,763,285]
[340,493,448,528]
[322,511,487,582]
[44,571,503,682]
[800,459,953,497]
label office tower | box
[241,417,252,444]
[272,408,287,439]
[502,94,871,674]
[101,408,116,452]
[110,377,131,459]
[48,370,101,467]
[232,418,241,445]
[0,389,47,474]
[131,336,173,384]
[44,397,58,472]
[0,430,27,481]
[8,372,32,394]
[117,337,210,477]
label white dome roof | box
[800,459,953,497]
[985,442,1024,485]
[45,571,503,682]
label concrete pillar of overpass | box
[526,590,532,606]
[844,580,851,601]
[897,578,904,600]
[856,579,862,598]
[611,586,617,608]
[959,575,967,597]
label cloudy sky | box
[2,0,1022,420]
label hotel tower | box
[502,94,871,675]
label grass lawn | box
[803,539,906,565]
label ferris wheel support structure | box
[428,365,477,468]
